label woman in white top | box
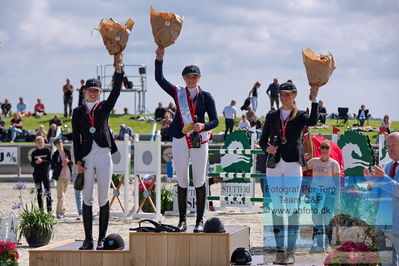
[303,140,340,253]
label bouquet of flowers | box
[302,48,336,100]
[150,7,184,48]
[0,241,19,266]
[324,241,380,266]
[96,18,135,55]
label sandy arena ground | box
[0,178,395,266]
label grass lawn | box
[2,113,398,143]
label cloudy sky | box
[1,0,398,121]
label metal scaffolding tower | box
[96,64,147,114]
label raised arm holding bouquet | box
[302,48,337,101]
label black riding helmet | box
[103,234,125,250]
[230,247,252,265]
[203,217,226,233]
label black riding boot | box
[97,201,110,250]
[177,186,187,232]
[194,184,206,233]
[37,191,43,210]
[79,203,94,250]
[46,194,52,213]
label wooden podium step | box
[29,226,250,266]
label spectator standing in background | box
[63,78,74,117]
[34,98,46,117]
[51,138,73,219]
[223,100,237,139]
[266,78,280,110]
[381,114,391,134]
[1,99,12,117]
[16,97,29,117]
[248,81,261,112]
[154,102,166,122]
[31,136,52,212]
[77,79,85,107]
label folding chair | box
[336,107,349,126]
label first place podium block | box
[29,226,250,266]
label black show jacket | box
[259,102,319,167]
[72,72,123,163]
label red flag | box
[332,126,341,134]
[379,127,387,135]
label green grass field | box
[2,113,398,143]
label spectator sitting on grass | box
[118,124,133,140]
[154,102,166,122]
[36,125,48,143]
[34,98,46,117]
[161,112,173,141]
[1,99,12,117]
[123,107,130,115]
[9,112,23,142]
[16,97,29,117]
[238,114,251,130]
[381,114,391,134]
[245,106,256,122]
[0,114,6,141]
[47,123,58,144]
[49,115,63,127]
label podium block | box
[29,226,250,266]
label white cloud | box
[16,0,100,49]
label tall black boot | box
[46,193,52,213]
[194,184,206,233]
[79,203,94,250]
[177,186,187,232]
[97,201,110,250]
[37,190,43,210]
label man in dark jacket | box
[266,78,280,110]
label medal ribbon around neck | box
[186,87,199,119]
[84,101,100,133]
[279,110,290,144]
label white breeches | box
[266,159,303,217]
[252,96,258,111]
[82,142,112,207]
[172,136,208,188]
